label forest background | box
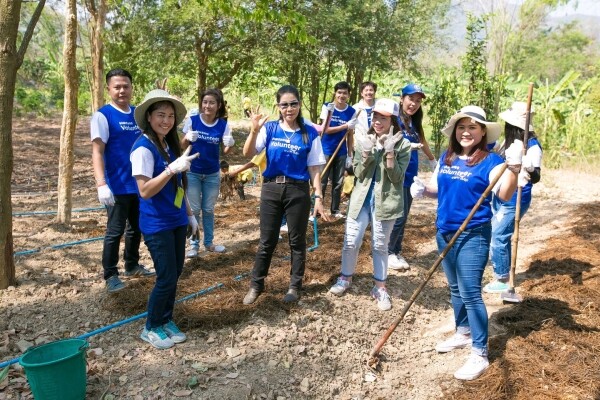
[0,0,599,289]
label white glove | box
[222,134,234,147]
[97,184,115,206]
[188,215,199,235]
[185,130,199,142]
[410,177,425,200]
[325,103,335,112]
[521,153,535,172]
[505,139,524,166]
[347,118,357,130]
[345,155,353,169]
[383,131,403,153]
[410,142,423,150]
[356,133,375,153]
[518,169,530,187]
[168,146,199,174]
[428,158,437,171]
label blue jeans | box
[341,201,395,282]
[187,172,220,248]
[144,225,187,329]
[490,195,531,280]
[388,186,413,256]
[436,223,491,356]
[102,194,142,280]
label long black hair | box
[276,84,308,144]
[143,100,187,191]
[400,96,425,142]
[201,88,228,120]
[500,122,537,153]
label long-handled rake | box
[368,162,508,367]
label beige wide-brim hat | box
[499,101,535,131]
[134,89,187,131]
[441,105,501,143]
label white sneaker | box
[332,213,346,219]
[186,248,198,258]
[388,254,410,271]
[280,224,288,234]
[140,327,175,349]
[329,277,351,296]
[454,353,489,380]
[371,286,392,311]
[435,332,472,353]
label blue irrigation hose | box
[0,282,224,369]
[14,236,105,256]
[308,217,319,252]
[12,207,104,217]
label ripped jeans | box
[340,201,395,282]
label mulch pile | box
[447,202,600,400]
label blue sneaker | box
[124,265,155,277]
[140,327,174,349]
[483,280,510,294]
[105,275,125,293]
[163,321,187,343]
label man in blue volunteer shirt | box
[319,81,357,218]
[91,68,155,293]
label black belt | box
[264,176,308,184]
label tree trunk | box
[87,0,106,112]
[57,0,79,224]
[195,36,208,107]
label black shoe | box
[282,288,299,303]
[243,288,262,305]
[123,265,156,277]
[237,185,246,200]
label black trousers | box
[320,154,345,214]
[251,181,311,291]
[102,194,142,280]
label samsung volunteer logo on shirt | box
[119,121,141,132]
[439,165,473,182]
[270,137,302,155]
[197,131,221,144]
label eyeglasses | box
[278,101,300,110]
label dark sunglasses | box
[278,101,300,110]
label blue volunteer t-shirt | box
[321,103,355,157]
[98,104,142,195]
[262,121,319,182]
[399,118,420,187]
[436,151,504,234]
[507,137,542,206]
[365,106,374,128]
[188,115,228,175]
[131,136,188,235]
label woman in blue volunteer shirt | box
[388,84,437,271]
[328,99,411,311]
[130,89,199,349]
[241,85,328,305]
[181,88,235,257]
[411,105,523,380]
[484,102,543,293]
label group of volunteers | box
[91,68,542,381]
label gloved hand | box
[356,133,375,153]
[347,118,357,130]
[185,130,199,142]
[188,215,199,235]
[505,139,524,166]
[97,184,115,206]
[518,169,530,187]
[168,146,199,174]
[383,130,403,153]
[410,177,425,199]
[428,158,437,171]
[325,103,335,112]
[345,155,353,169]
[521,153,535,172]
[410,142,423,150]
[223,134,234,147]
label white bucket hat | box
[441,105,501,143]
[372,98,399,117]
[134,89,187,131]
[499,101,535,131]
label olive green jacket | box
[347,138,411,221]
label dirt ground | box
[1,117,600,399]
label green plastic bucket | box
[19,339,89,400]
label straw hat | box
[441,105,501,143]
[134,89,187,131]
[372,98,399,117]
[499,102,535,131]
